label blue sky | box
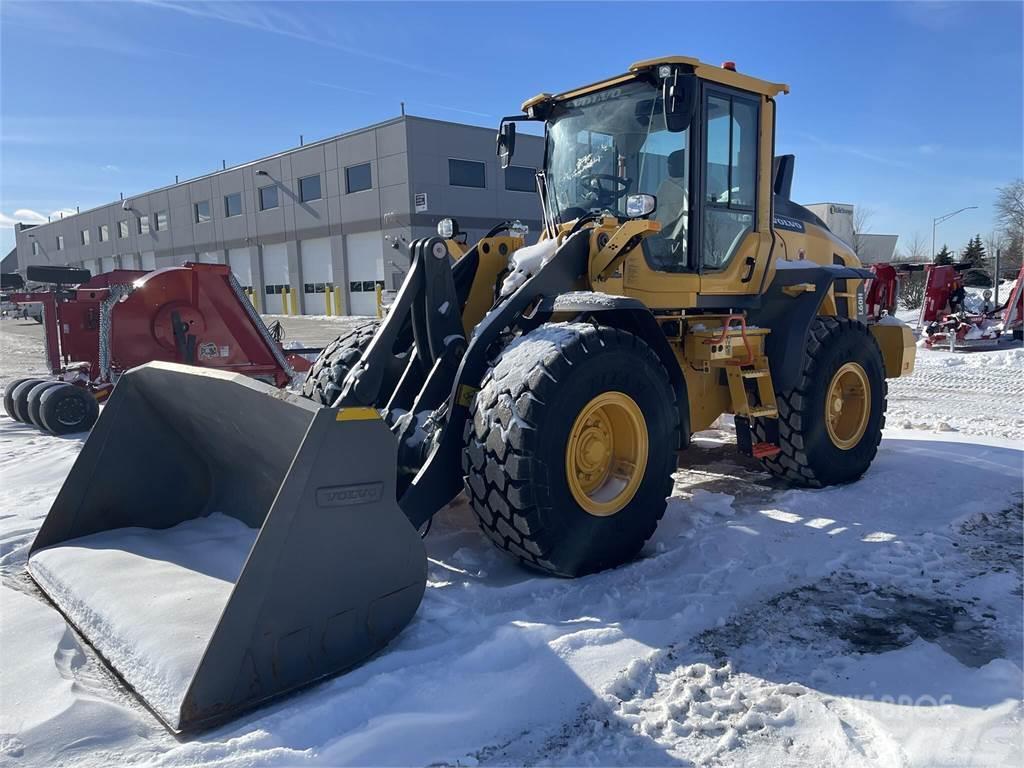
[1,1,1021,258]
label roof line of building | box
[40,113,503,224]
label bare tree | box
[851,207,873,261]
[895,232,928,309]
[995,179,1024,233]
[900,232,929,263]
[994,180,1024,274]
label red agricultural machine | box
[864,262,1024,351]
[3,263,312,434]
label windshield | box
[545,80,691,270]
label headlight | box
[626,193,657,218]
[509,220,529,240]
[437,218,457,239]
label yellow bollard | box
[334,286,343,316]
[325,284,333,317]
[376,284,383,318]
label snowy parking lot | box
[0,316,1021,767]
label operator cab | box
[499,56,789,304]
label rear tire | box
[462,322,680,577]
[38,384,99,435]
[754,317,886,487]
[3,378,33,419]
[10,378,47,423]
[301,320,381,405]
[27,381,66,429]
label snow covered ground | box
[1,316,1022,767]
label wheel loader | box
[26,56,916,732]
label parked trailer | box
[3,263,314,434]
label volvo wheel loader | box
[26,56,916,732]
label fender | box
[748,261,872,391]
[540,291,690,449]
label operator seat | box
[647,149,689,271]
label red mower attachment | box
[4,263,313,434]
[920,263,1023,352]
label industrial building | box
[805,203,899,265]
[12,116,543,316]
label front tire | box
[301,320,382,405]
[462,322,680,577]
[755,317,886,487]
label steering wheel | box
[578,173,632,206]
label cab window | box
[703,93,758,269]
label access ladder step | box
[741,369,770,379]
[752,442,782,459]
[747,407,778,418]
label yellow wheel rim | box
[824,362,871,450]
[565,392,648,517]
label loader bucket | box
[26,362,426,732]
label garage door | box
[83,259,99,277]
[228,248,256,310]
[101,256,118,273]
[198,251,220,264]
[300,237,333,315]
[344,231,385,317]
[121,254,139,270]
[262,243,290,314]
[141,252,156,271]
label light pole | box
[932,206,978,260]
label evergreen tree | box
[960,234,991,286]
[959,234,986,268]
[933,245,954,266]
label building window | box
[449,158,486,188]
[117,220,129,238]
[154,210,168,231]
[56,235,64,250]
[32,241,39,256]
[194,200,211,223]
[98,224,109,242]
[505,165,537,193]
[345,163,372,194]
[259,185,279,211]
[80,228,90,245]
[224,192,242,218]
[298,174,321,203]
[350,280,385,293]
[138,214,150,234]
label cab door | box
[696,84,773,297]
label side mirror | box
[497,121,516,169]
[626,194,657,219]
[661,69,696,133]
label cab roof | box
[521,55,789,113]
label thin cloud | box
[1,2,194,60]
[0,209,77,229]
[139,1,454,78]
[793,132,913,170]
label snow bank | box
[27,513,257,726]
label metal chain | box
[227,271,295,378]
[98,283,135,382]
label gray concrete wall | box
[13,116,543,315]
